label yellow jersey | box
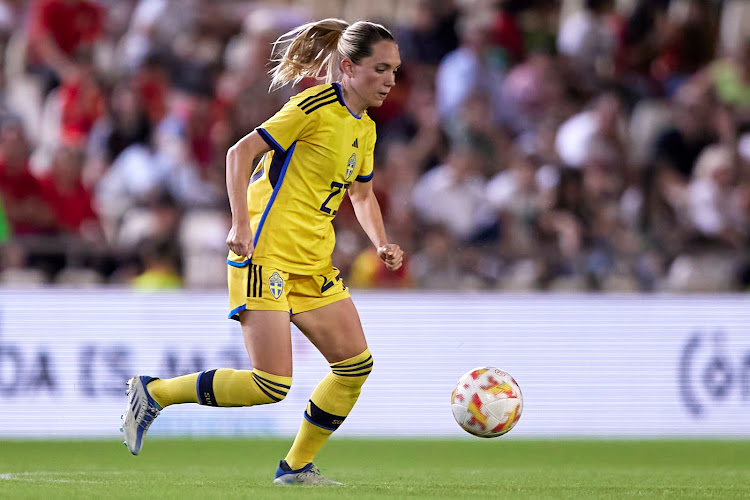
[247,83,376,274]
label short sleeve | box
[256,99,316,153]
[355,122,376,182]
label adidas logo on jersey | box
[352,138,358,148]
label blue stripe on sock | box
[304,400,345,431]
[197,369,219,406]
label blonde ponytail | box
[269,18,349,91]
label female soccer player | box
[122,19,403,486]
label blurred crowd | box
[0,0,749,292]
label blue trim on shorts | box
[227,259,251,268]
[253,142,296,248]
[228,304,246,320]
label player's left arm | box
[348,179,403,271]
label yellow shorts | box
[227,254,350,320]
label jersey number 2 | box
[320,181,350,215]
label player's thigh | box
[291,297,367,364]
[239,309,293,377]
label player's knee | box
[330,349,373,387]
[252,369,292,405]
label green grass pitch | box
[1,439,749,499]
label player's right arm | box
[227,89,316,257]
[226,131,271,259]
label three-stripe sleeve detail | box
[298,86,337,115]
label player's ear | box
[341,58,355,78]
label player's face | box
[350,40,401,108]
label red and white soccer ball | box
[451,367,523,438]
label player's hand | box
[226,223,254,259]
[377,243,403,271]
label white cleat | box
[121,376,161,455]
[273,460,343,485]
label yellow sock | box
[212,368,291,407]
[146,369,291,408]
[285,349,372,470]
[147,374,199,408]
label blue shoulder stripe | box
[256,127,285,153]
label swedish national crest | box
[269,272,284,300]
[346,153,356,180]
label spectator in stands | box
[497,54,568,137]
[0,117,55,235]
[85,80,152,185]
[517,0,559,56]
[486,148,546,259]
[160,63,226,191]
[555,90,627,170]
[487,0,526,66]
[115,0,168,72]
[131,51,171,125]
[57,49,106,146]
[95,126,218,240]
[557,0,618,90]
[375,141,421,250]
[639,159,689,263]
[651,0,718,95]
[132,237,183,290]
[38,144,100,237]
[446,91,512,178]
[378,81,446,175]
[27,0,104,94]
[687,144,747,249]
[650,81,719,181]
[409,224,460,288]
[704,36,750,111]
[615,0,670,100]
[411,138,498,245]
[395,0,458,68]
[536,167,589,286]
[435,11,506,123]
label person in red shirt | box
[132,53,170,125]
[38,144,100,236]
[27,0,104,91]
[0,118,55,235]
[58,50,106,145]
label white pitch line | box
[0,471,125,484]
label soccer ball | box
[451,367,523,438]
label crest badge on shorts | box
[269,272,284,300]
[346,153,356,180]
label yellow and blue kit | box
[228,83,376,319]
